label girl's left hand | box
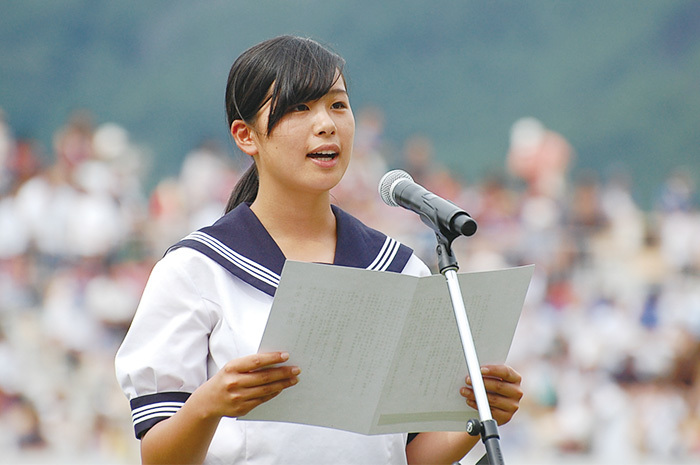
[460,364,523,426]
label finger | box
[247,373,299,399]
[232,372,299,409]
[491,406,518,426]
[464,365,520,387]
[232,390,284,417]
[486,389,521,413]
[461,376,522,409]
[489,394,520,425]
[480,365,522,384]
[482,376,523,400]
[461,386,520,425]
[225,352,291,374]
[219,370,299,418]
[461,384,519,406]
[231,365,301,390]
[234,372,302,414]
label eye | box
[331,101,348,110]
[290,103,309,112]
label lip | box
[307,143,340,155]
[306,143,341,168]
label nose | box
[315,108,336,136]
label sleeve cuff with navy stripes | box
[129,391,192,439]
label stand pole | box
[436,233,505,465]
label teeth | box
[308,151,338,158]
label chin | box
[312,174,346,194]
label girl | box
[115,35,523,465]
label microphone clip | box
[435,229,460,274]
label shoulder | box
[147,247,255,305]
[402,253,432,277]
[154,246,224,282]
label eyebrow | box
[326,88,348,97]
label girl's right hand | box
[139,352,298,464]
[192,351,300,419]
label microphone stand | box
[435,229,505,465]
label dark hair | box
[224,35,346,213]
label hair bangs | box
[266,38,345,134]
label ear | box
[230,120,259,156]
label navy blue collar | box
[168,203,413,297]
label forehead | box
[326,78,348,95]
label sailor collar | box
[168,203,413,297]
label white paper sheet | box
[241,261,534,435]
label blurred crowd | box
[0,106,698,464]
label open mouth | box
[307,151,339,161]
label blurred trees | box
[1,0,699,206]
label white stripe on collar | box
[184,231,281,288]
[367,237,400,272]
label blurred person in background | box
[0,106,153,461]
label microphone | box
[378,170,477,237]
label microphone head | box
[378,170,413,207]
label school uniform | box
[115,203,431,464]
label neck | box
[252,187,334,227]
[250,188,337,263]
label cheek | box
[340,118,356,140]
[264,131,302,156]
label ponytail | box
[225,163,258,213]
